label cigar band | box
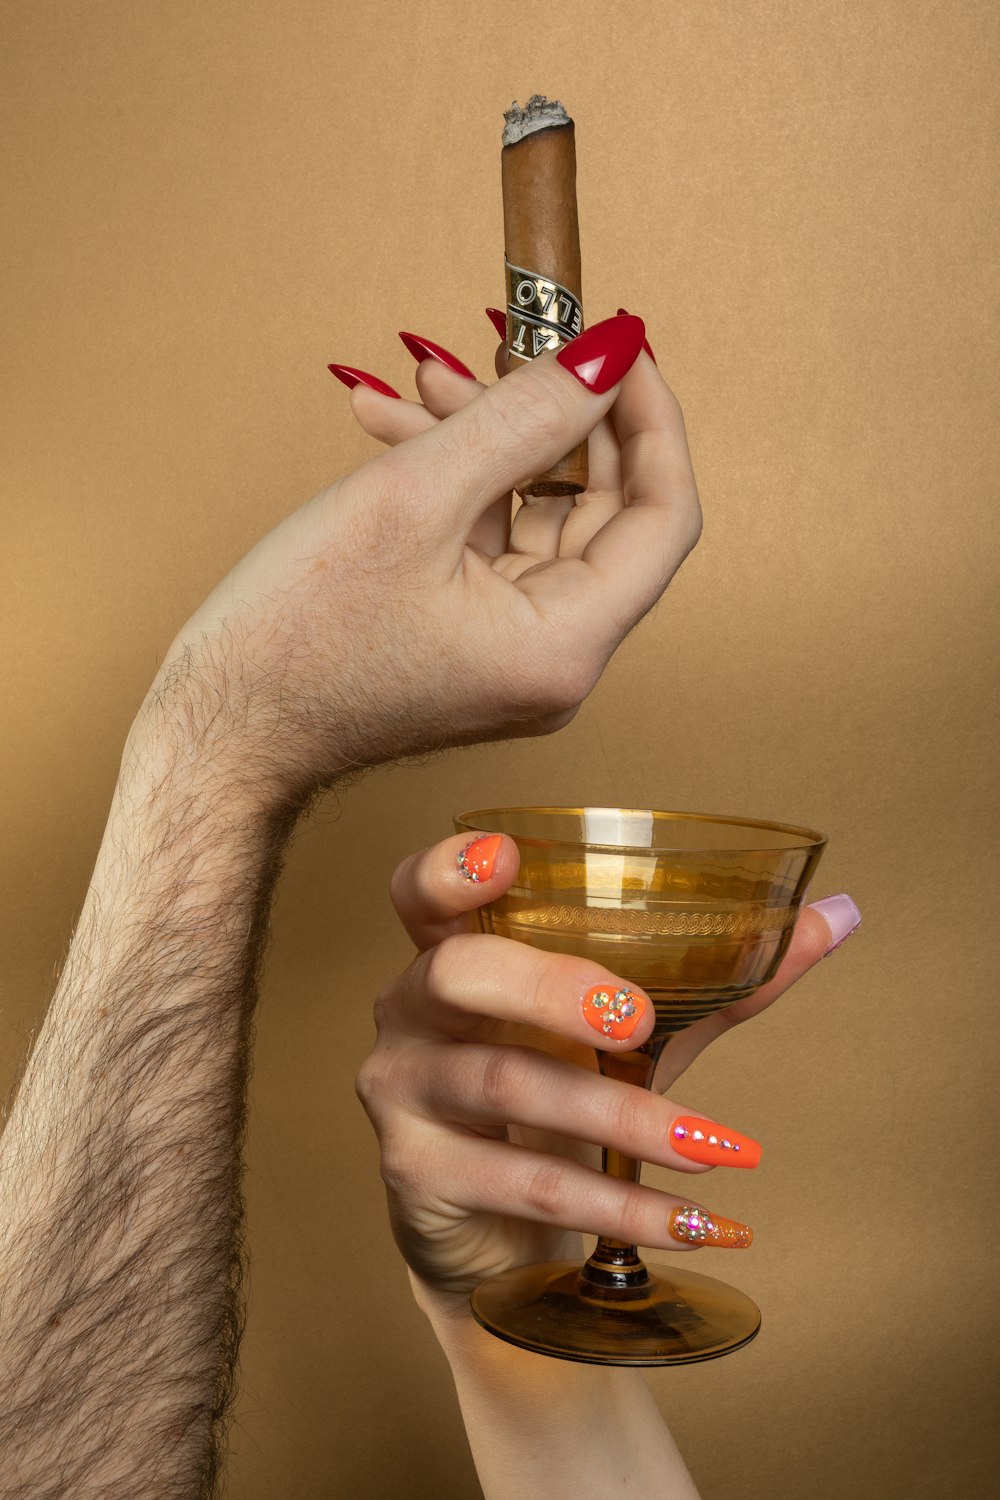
[504,259,583,363]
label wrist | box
[68,673,304,1008]
[127,632,326,827]
[408,1271,480,1340]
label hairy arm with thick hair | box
[0,652,305,1500]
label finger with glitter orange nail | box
[668,1204,753,1248]
[582,983,647,1042]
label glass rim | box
[454,805,828,855]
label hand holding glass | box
[453,807,826,1366]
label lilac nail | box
[809,895,862,955]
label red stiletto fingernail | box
[458,834,503,884]
[398,332,476,380]
[582,984,647,1042]
[485,306,508,340]
[555,314,645,393]
[327,364,400,398]
[617,308,656,363]
[670,1116,762,1169]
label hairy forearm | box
[412,1279,701,1500]
[0,658,303,1499]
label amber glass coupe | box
[453,807,826,1366]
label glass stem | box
[582,1035,671,1290]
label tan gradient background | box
[1,1,997,1495]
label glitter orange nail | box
[668,1205,753,1249]
[582,984,646,1041]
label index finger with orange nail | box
[393,833,647,1046]
[389,931,655,1054]
[388,830,521,953]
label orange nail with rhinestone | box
[582,984,647,1041]
[457,834,503,884]
[670,1116,762,1169]
[668,1205,753,1249]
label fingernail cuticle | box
[671,1116,761,1169]
[458,834,503,884]
[668,1206,753,1249]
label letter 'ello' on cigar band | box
[504,259,583,363]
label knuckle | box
[388,854,417,913]
[610,1087,652,1153]
[376,1126,414,1197]
[682,494,704,556]
[478,1047,529,1115]
[662,384,686,426]
[353,1050,388,1114]
[617,1181,652,1239]
[353,1034,411,1117]
[498,366,578,452]
[419,932,468,999]
[523,1160,571,1221]
[371,982,395,1034]
[524,950,576,1018]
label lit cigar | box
[501,95,587,498]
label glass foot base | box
[471,1261,761,1366]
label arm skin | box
[0,667,698,1500]
[415,1283,701,1500]
[445,1349,697,1500]
[0,322,700,1496]
[0,668,298,1499]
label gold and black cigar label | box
[504,259,583,362]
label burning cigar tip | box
[502,95,572,147]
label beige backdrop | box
[2,1,997,1496]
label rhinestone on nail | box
[674,1207,709,1244]
[604,989,639,1027]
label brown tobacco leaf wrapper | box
[501,96,587,498]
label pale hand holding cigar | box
[145,313,700,810]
